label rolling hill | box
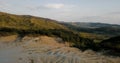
[0,12,68,30]
[0,12,120,55]
[0,12,95,51]
[62,22,120,36]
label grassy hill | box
[0,12,68,30]
[61,22,120,43]
[0,12,95,51]
[62,22,120,36]
[1,12,120,54]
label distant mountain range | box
[61,22,120,36]
[66,22,120,28]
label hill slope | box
[62,22,120,36]
[100,36,120,52]
[0,12,67,30]
[0,12,95,51]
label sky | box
[0,0,120,24]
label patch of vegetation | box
[100,36,120,52]
[79,32,109,43]
[61,22,120,36]
[0,27,96,50]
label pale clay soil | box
[0,35,120,63]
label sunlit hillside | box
[0,12,67,30]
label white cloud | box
[45,3,64,9]
[25,3,65,11]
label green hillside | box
[0,12,95,51]
[0,12,67,30]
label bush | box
[0,27,97,50]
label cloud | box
[44,3,65,9]
[78,12,120,24]
[25,3,65,11]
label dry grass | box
[0,35,120,63]
[0,35,17,43]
